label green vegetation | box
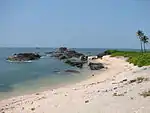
[140,90,150,98]
[106,50,150,67]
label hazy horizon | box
[0,0,150,49]
[0,47,142,50]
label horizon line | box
[0,46,142,50]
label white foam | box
[7,60,32,63]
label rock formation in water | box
[51,47,88,68]
[7,53,41,62]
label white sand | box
[1,55,150,113]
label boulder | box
[88,62,104,70]
[65,59,84,68]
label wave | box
[6,60,32,63]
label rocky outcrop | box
[58,55,68,60]
[97,50,112,58]
[51,47,88,68]
[65,50,84,58]
[7,53,41,62]
[51,47,86,59]
[88,62,104,70]
[56,47,68,53]
[65,59,84,68]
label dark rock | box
[97,53,105,58]
[97,50,112,58]
[120,79,128,83]
[58,55,68,60]
[65,50,84,58]
[88,62,104,70]
[52,47,85,59]
[35,93,40,95]
[56,47,68,53]
[85,100,89,103]
[130,97,134,100]
[0,108,4,112]
[7,53,41,61]
[51,47,88,68]
[129,79,136,84]
[113,87,117,90]
[31,108,35,111]
[65,70,80,73]
[65,59,83,68]
[80,55,88,61]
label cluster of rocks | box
[7,53,41,62]
[6,47,108,70]
[50,47,88,68]
[50,47,106,70]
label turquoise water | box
[0,48,105,100]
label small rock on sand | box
[36,93,40,95]
[85,100,89,103]
[31,108,35,111]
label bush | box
[140,90,150,98]
[108,50,150,67]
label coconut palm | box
[136,30,144,52]
[142,35,149,52]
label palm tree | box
[136,30,144,52]
[142,35,149,52]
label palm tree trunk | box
[143,43,146,52]
[140,41,143,53]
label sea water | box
[0,48,105,100]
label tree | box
[136,30,144,52]
[142,35,149,52]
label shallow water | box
[0,48,105,100]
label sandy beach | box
[1,55,150,113]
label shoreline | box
[1,56,150,113]
[0,63,104,101]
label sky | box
[0,0,150,48]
